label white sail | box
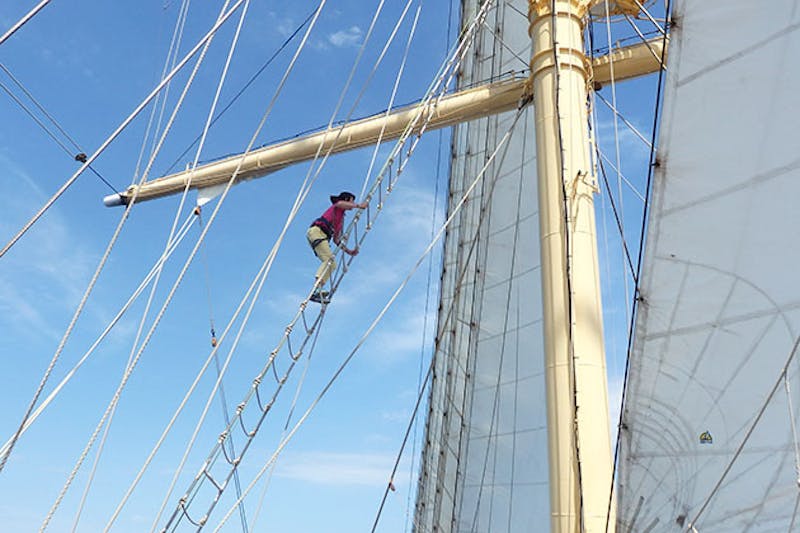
[618,1,800,531]
[415,1,550,530]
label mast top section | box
[528,0,649,19]
[588,0,647,17]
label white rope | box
[594,91,652,149]
[132,0,192,184]
[0,0,52,46]
[784,376,800,485]
[0,0,245,260]
[67,213,199,532]
[69,2,246,527]
[150,0,387,519]
[158,2,495,528]
[146,0,194,177]
[623,13,667,65]
[0,1,246,475]
[688,336,800,529]
[152,0,438,525]
[0,213,196,459]
[358,0,417,199]
[105,3,331,529]
[597,150,646,202]
[212,108,524,531]
[249,7,423,527]
[39,2,249,527]
[246,311,328,531]
[602,0,634,338]
[631,0,667,37]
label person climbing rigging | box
[307,191,367,304]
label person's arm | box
[333,201,366,255]
[334,234,359,256]
[334,200,368,210]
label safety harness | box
[309,216,334,251]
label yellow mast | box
[103,38,662,207]
[527,0,649,531]
[104,5,662,528]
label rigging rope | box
[631,0,667,37]
[447,2,526,526]
[165,11,503,528]
[162,7,317,176]
[149,0,420,525]
[0,65,118,193]
[550,1,586,527]
[196,209,250,533]
[358,0,418,200]
[0,0,246,259]
[372,363,433,533]
[687,336,800,530]
[594,91,653,149]
[0,213,197,458]
[624,13,667,64]
[595,155,638,283]
[469,108,528,533]
[249,4,426,526]
[105,3,337,528]
[604,2,671,529]
[132,0,191,184]
[242,307,329,532]
[402,4,450,528]
[212,108,525,533]
[39,3,255,528]
[784,376,800,486]
[410,2,500,526]
[602,0,634,371]
[383,54,523,533]
[0,0,52,46]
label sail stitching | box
[677,20,800,88]
[687,335,800,530]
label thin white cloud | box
[365,308,431,362]
[276,451,399,486]
[275,20,294,37]
[0,155,97,339]
[381,408,411,423]
[328,26,362,48]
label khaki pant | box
[307,225,335,285]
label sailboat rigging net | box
[618,0,800,531]
[414,0,549,530]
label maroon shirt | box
[318,204,345,239]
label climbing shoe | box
[310,290,330,304]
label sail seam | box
[688,335,800,529]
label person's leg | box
[307,226,336,287]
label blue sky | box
[0,1,664,531]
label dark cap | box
[330,191,355,204]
